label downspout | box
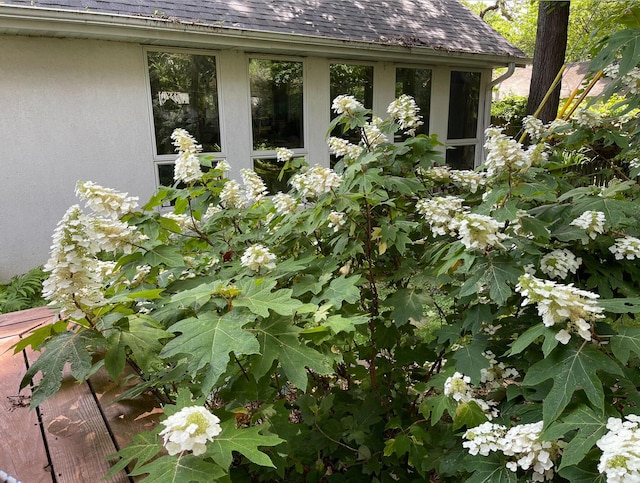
[480,62,516,163]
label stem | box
[235,355,251,382]
[363,198,380,391]
[187,198,216,247]
[314,421,359,455]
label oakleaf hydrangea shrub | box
[20,20,640,480]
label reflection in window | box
[330,63,374,111]
[250,59,303,151]
[253,157,300,194]
[446,145,475,170]
[447,71,481,140]
[395,67,431,137]
[147,52,221,155]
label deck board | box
[0,308,159,483]
[0,336,53,483]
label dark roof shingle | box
[1,0,526,59]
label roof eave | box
[0,5,529,67]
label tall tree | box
[526,1,570,122]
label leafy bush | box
[491,94,528,137]
[17,12,640,481]
[0,266,46,314]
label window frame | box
[393,63,435,140]
[247,54,308,162]
[143,46,226,188]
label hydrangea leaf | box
[452,400,488,431]
[542,405,609,470]
[105,315,173,378]
[384,287,431,327]
[453,336,489,385]
[464,457,517,483]
[322,314,369,334]
[131,454,226,482]
[143,245,185,268]
[206,420,284,468]
[21,330,104,407]
[160,311,260,392]
[315,275,361,308]
[610,326,640,364]
[235,279,304,317]
[557,465,607,483]
[253,316,335,390]
[522,345,623,427]
[105,428,162,478]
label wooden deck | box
[0,308,160,483]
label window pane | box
[395,67,431,137]
[253,157,298,194]
[330,63,374,112]
[250,59,303,151]
[148,52,220,155]
[329,63,374,164]
[447,71,481,140]
[446,145,475,170]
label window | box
[329,63,374,110]
[147,51,221,156]
[395,67,431,138]
[446,71,481,170]
[250,59,304,151]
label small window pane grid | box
[249,59,304,151]
[395,67,432,141]
[147,51,221,155]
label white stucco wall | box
[0,36,155,282]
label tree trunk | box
[526,1,570,122]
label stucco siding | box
[0,36,154,281]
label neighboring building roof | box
[0,0,526,63]
[494,62,610,99]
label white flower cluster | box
[332,94,364,116]
[484,127,532,177]
[159,406,222,456]
[214,159,231,174]
[516,273,604,344]
[42,206,106,318]
[416,197,506,250]
[480,350,519,388]
[443,372,499,420]
[604,63,640,96]
[450,170,486,193]
[276,147,294,163]
[463,421,562,482]
[418,166,485,193]
[456,213,508,251]
[171,128,204,184]
[596,414,640,482]
[609,236,640,260]
[75,181,139,219]
[387,94,423,135]
[327,136,364,160]
[220,180,245,209]
[570,210,606,241]
[539,248,582,279]
[523,116,546,142]
[241,168,268,204]
[416,196,464,236]
[241,244,276,271]
[89,217,144,253]
[273,192,299,215]
[327,211,346,232]
[290,165,342,199]
[363,116,388,147]
[573,109,602,129]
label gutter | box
[0,5,528,68]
